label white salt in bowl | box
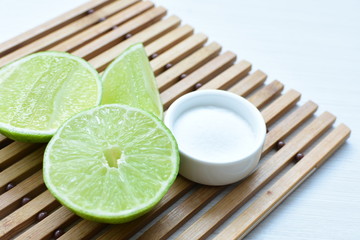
[164,90,266,186]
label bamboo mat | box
[0,0,351,239]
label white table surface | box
[1,0,359,239]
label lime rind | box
[0,123,54,142]
[0,51,102,142]
[43,104,179,223]
[101,43,163,120]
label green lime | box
[43,104,179,223]
[101,43,163,119]
[0,51,101,142]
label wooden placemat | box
[0,0,351,239]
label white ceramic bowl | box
[164,90,266,186]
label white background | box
[1,0,359,239]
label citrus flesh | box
[101,43,163,119]
[43,104,179,223]
[0,51,101,142]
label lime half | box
[101,43,163,119]
[43,104,179,223]
[0,51,101,142]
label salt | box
[173,106,256,163]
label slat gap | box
[0,136,13,150]
[151,33,209,76]
[145,24,194,56]
[247,80,284,109]
[227,69,267,97]
[199,60,252,91]
[157,42,222,91]
[261,89,301,125]
[77,6,168,62]
[262,101,318,155]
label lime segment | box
[0,51,101,142]
[43,104,179,223]
[101,43,163,119]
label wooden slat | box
[263,101,318,154]
[213,124,351,240]
[0,0,139,67]
[228,70,267,96]
[261,89,301,125]
[63,177,193,240]
[87,14,180,71]
[50,1,154,52]
[139,186,224,240]
[0,171,44,219]
[15,207,78,240]
[58,220,104,240]
[161,51,237,108]
[151,33,209,75]
[247,80,284,108]
[157,42,222,91]
[0,0,109,55]
[0,147,44,192]
[145,24,194,56]
[200,60,252,90]
[75,6,168,61]
[176,112,336,240]
[0,142,40,169]
[0,191,58,239]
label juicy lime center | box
[103,146,123,168]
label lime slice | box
[101,43,163,119]
[43,104,179,223]
[0,51,101,142]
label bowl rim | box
[164,89,266,166]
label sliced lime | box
[0,51,101,142]
[43,104,179,223]
[101,43,163,119]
